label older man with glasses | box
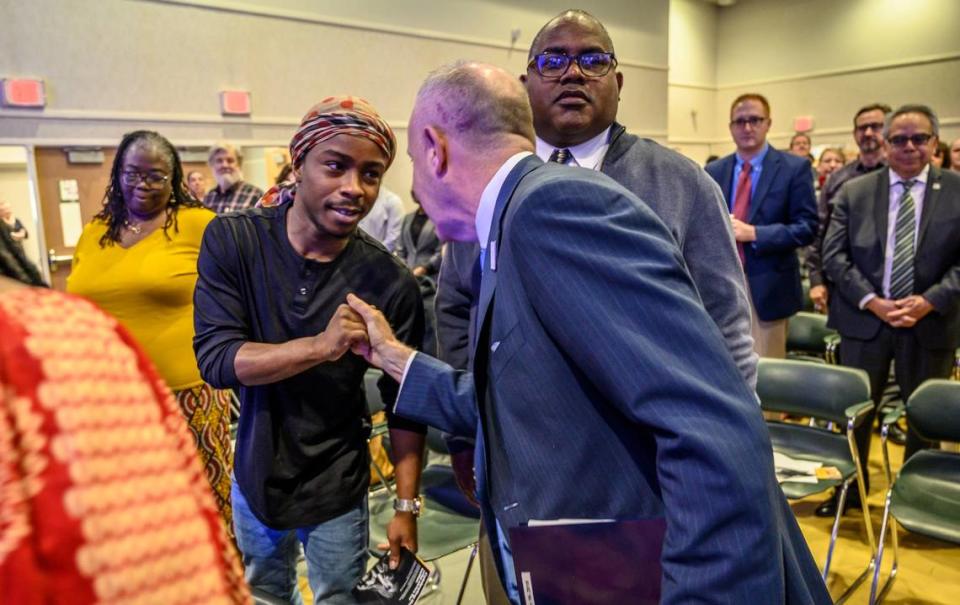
[822,103,960,516]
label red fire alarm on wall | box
[220,90,251,116]
[1,78,46,108]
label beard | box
[215,170,243,191]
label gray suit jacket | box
[400,156,830,603]
[436,124,757,387]
[823,166,960,348]
[394,210,442,276]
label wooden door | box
[34,147,116,291]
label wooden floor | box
[793,437,960,604]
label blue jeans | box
[232,479,368,604]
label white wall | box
[713,0,960,156]
[0,0,671,209]
[668,0,960,160]
[667,0,719,164]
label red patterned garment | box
[0,286,250,604]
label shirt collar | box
[736,142,770,169]
[476,152,533,250]
[889,164,929,188]
[535,126,612,169]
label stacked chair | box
[756,358,877,604]
[786,311,838,364]
[869,379,960,603]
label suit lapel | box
[874,170,890,256]
[719,156,734,204]
[748,149,781,223]
[473,155,541,359]
[917,166,941,251]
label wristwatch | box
[393,496,423,517]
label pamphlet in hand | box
[353,548,430,604]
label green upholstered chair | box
[368,426,481,605]
[786,311,838,363]
[757,358,876,604]
[870,379,960,604]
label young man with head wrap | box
[194,96,426,603]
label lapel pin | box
[490,240,498,271]
[933,182,941,191]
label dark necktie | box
[549,148,571,164]
[889,179,916,299]
[732,161,752,264]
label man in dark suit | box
[349,60,830,605]
[395,193,443,355]
[706,94,818,358]
[823,104,960,514]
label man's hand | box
[809,285,829,313]
[450,448,479,508]
[346,293,415,382]
[412,266,427,277]
[730,215,757,242]
[888,295,934,328]
[314,303,368,362]
[385,512,418,570]
[866,296,899,324]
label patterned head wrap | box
[259,96,396,208]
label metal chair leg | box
[868,488,899,604]
[455,543,479,605]
[832,419,878,604]
[822,479,850,580]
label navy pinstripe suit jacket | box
[396,156,829,603]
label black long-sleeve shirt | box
[194,202,424,529]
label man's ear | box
[423,125,448,178]
[615,71,624,94]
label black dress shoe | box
[887,423,908,445]
[814,493,863,518]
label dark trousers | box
[840,325,956,493]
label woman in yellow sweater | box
[68,130,234,536]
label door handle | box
[48,249,73,272]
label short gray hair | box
[207,142,242,164]
[884,104,940,139]
[416,61,535,149]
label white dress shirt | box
[859,164,929,308]
[358,186,404,252]
[534,126,612,170]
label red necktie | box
[732,161,752,265]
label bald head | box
[529,10,615,61]
[413,60,535,150]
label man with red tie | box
[706,93,818,358]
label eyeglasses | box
[527,52,617,79]
[887,133,933,148]
[855,122,884,134]
[730,116,767,129]
[120,170,170,188]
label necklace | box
[123,220,143,234]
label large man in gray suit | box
[437,10,755,384]
[348,60,829,605]
[823,104,960,509]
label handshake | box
[317,293,414,381]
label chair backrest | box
[364,368,385,414]
[757,358,871,424]
[787,312,836,355]
[907,379,960,443]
